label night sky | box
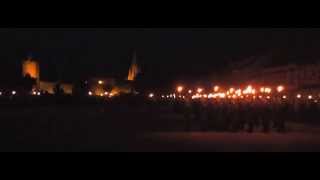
[1,28,320,88]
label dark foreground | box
[1,102,320,152]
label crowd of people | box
[156,97,320,133]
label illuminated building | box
[127,51,140,81]
[22,56,40,89]
[22,56,73,95]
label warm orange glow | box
[260,87,265,93]
[297,94,301,99]
[177,86,184,93]
[98,80,104,85]
[104,92,109,95]
[219,93,226,98]
[197,88,203,93]
[308,95,313,99]
[243,85,253,94]
[188,90,192,94]
[22,59,40,80]
[214,86,219,92]
[266,96,271,99]
[277,86,284,93]
[282,95,287,99]
[264,88,272,94]
[229,88,235,93]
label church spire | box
[127,51,140,81]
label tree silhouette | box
[53,83,65,96]
[22,74,36,93]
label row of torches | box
[149,85,319,102]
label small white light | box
[308,95,313,99]
[12,91,16,95]
[37,92,41,96]
[88,91,93,96]
[104,92,109,95]
[149,93,154,98]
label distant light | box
[0,92,2,96]
[12,91,16,95]
[188,90,192,94]
[109,93,114,97]
[161,95,165,98]
[260,87,265,93]
[149,93,154,98]
[232,95,237,99]
[37,92,41,96]
[259,95,262,99]
[166,95,169,98]
[297,94,302,99]
[277,86,284,93]
[282,95,287,99]
[265,88,272,94]
[314,100,318,103]
[266,96,271,99]
[182,96,185,99]
[308,95,313,99]
[98,80,104,85]
[88,91,93,96]
[32,91,37,95]
[203,94,208,98]
[229,88,235,93]
[177,86,184,93]
[104,92,109,95]
[100,93,104,97]
[197,88,203,93]
[214,86,219,92]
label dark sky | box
[1,28,320,87]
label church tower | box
[22,55,40,88]
[127,51,140,81]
